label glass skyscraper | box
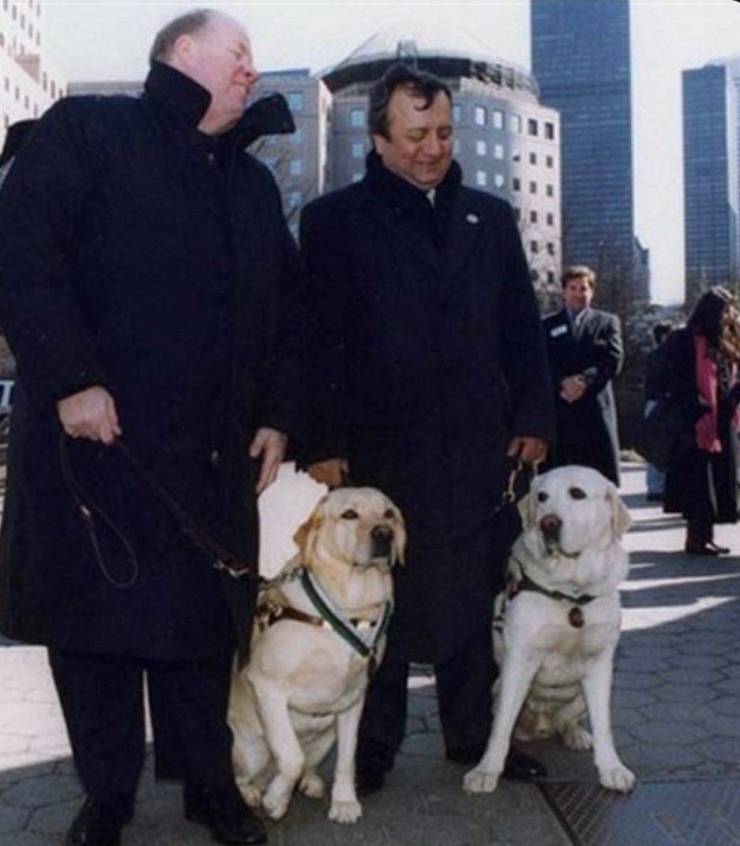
[531,0,646,306]
[682,64,739,306]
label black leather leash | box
[59,433,261,589]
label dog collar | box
[509,562,597,628]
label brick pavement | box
[0,463,737,845]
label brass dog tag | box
[568,607,585,628]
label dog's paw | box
[261,783,291,820]
[463,766,501,794]
[562,724,592,751]
[599,764,636,793]
[328,799,362,824]
[236,778,263,808]
[299,770,326,799]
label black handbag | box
[635,399,689,472]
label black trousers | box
[49,648,235,816]
[356,622,496,768]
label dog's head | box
[518,466,630,558]
[293,487,406,572]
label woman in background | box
[664,287,740,555]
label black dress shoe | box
[503,748,548,782]
[184,783,267,845]
[355,761,388,796]
[64,798,126,846]
[685,540,728,556]
[445,744,486,766]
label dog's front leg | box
[328,695,364,824]
[581,650,635,792]
[251,680,305,819]
[463,647,541,794]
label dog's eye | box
[537,492,548,503]
[384,509,395,519]
[341,509,359,520]
[569,487,587,500]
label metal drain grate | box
[540,779,740,846]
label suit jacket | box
[543,307,623,484]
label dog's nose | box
[371,524,394,557]
[539,514,561,539]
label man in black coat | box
[300,64,555,793]
[542,266,623,485]
[0,10,306,846]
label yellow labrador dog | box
[229,487,405,824]
[464,466,635,795]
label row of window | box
[462,105,556,140]
[2,0,40,44]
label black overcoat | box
[300,154,555,662]
[542,307,623,485]
[662,328,738,524]
[0,63,306,660]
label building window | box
[546,213,554,226]
[530,210,538,224]
[529,181,537,194]
[350,108,365,128]
[512,177,521,192]
[476,140,487,156]
[546,155,554,168]
[528,118,538,136]
[290,127,303,145]
[529,152,537,165]
[513,207,521,222]
[494,143,504,160]
[530,241,539,253]
[14,85,19,101]
[452,104,462,124]
[547,271,555,285]
[286,190,302,210]
[474,105,486,126]
[545,122,555,140]
[546,184,554,197]
[510,114,522,133]
[3,77,8,92]
[492,109,504,130]
[453,139,461,155]
[494,173,504,188]
[511,149,520,163]
[547,242,555,256]
[288,159,303,176]
[476,170,488,187]
[352,141,364,159]
[286,91,304,112]
[352,172,363,183]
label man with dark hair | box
[542,265,624,485]
[0,9,305,846]
[301,63,555,793]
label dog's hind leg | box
[554,693,591,750]
[581,651,635,792]
[299,725,336,800]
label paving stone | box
[612,688,659,709]
[711,696,740,717]
[639,701,716,724]
[658,668,725,685]
[652,684,719,704]
[713,677,740,696]
[700,737,740,765]
[669,652,730,671]
[613,671,660,690]
[629,719,712,744]
[0,803,28,835]
[2,773,80,809]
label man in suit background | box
[543,265,623,485]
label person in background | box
[542,265,624,485]
[300,63,555,795]
[0,10,306,846]
[644,321,674,501]
[663,287,740,556]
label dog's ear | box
[392,513,407,567]
[293,496,327,566]
[606,483,631,539]
[517,489,537,530]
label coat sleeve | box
[496,203,556,442]
[298,195,351,462]
[0,99,108,412]
[581,313,624,397]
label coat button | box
[210,449,220,468]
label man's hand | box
[57,386,121,445]
[560,374,587,403]
[249,427,287,494]
[507,436,548,466]
[308,458,348,489]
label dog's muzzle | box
[539,514,561,549]
[370,524,394,559]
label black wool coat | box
[542,308,623,485]
[0,63,307,660]
[300,153,555,662]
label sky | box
[40,0,740,305]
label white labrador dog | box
[229,487,405,824]
[464,466,635,795]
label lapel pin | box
[466,213,480,225]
